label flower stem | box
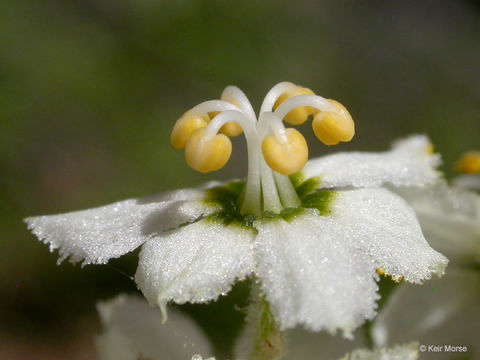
[247,284,285,360]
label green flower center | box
[204,175,337,230]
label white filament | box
[188,100,238,116]
[221,86,257,124]
[274,94,338,121]
[259,81,297,114]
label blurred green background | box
[1,0,479,358]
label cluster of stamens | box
[170,82,355,216]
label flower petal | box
[253,209,379,336]
[135,219,255,310]
[393,181,480,264]
[339,343,419,360]
[372,269,480,359]
[332,188,448,282]
[96,294,213,360]
[25,188,216,265]
[302,135,440,189]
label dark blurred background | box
[1,0,479,358]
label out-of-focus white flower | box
[339,343,419,360]
[372,154,480,359]
[391,149,480,264]
[392,180,480,264]
[372,269,480,360]
[25,82,447,337]
[191,355,216,360]
[96,295,418,360]
[96,294,213,360]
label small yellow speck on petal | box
[456,151,480,174]
[262,128,308,175]
[185,128,232,173]
[274,87,317,125]
[377,268,404,282]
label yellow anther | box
[274,87,316,125]
[185,128,232,173]
[456,151,480,174]
[312,99,355,146]
[262,128,308,175]
[219,121,243,137]
[209,100,244,137]
[170,113,209,149]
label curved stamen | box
[221,86,257,123]
[188,100,239,116]
[259,81,297,115]
[274,94,338,121]
[203,111,262,215]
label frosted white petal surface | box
[372,269,480,360]
[135,219,255,307]
[254,209,379,336]
[96,294,213,360]
[25,187,216,265]
[303,135,440,189]
[332,188,448,282]
[393,181,480,263]
[340,343,419,360]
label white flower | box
[372,269,480,360]
[96,294,214,360]
[96,294,417,360]
[339,343,419,360]
[371,172,480,359]
[25,82,447,337]
[392,180,480,264]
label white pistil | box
[274,172,301,208]
[258,110,302,210]
[257,121,283,213]
[257,112,295,213]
